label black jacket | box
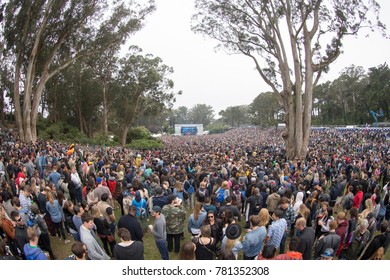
[117,214,144,242]
[113,241,144,260]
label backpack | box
[343,195,354,210]
[233,191,242,205]
[27,213,41,236]
[198,188,207,198]
[217,187,225,203]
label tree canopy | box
[192,0,385,159]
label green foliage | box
[37,120,87,143]
[206,123,231,134]
[126,139,163,150]
[127,126,151,141]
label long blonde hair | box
[258,208,270,227]
[193,202,203,221]
[91,205,102,218]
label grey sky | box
[131,0,390,115]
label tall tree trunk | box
[78,103,84,134]
[120,125,129,147]
[14,59,25,141]
[102,80,108,136]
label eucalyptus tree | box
[115,47,178,146]
[3,0,155,142]
[193,0,384,159]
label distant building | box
[174,124,203,136]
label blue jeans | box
[75,187,82,204]
[155,239,169,260]
[279,232,288,254]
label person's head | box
[206,211,215,223]
[258,208,270,227]
[349,207,358,219]
[365,198,373,210]
[101,192,109,202]
[91,205,102,218]
[71,241,87,260]
[128,205,137,216]
[219,249,236,260]
[321,201,329,212]
[359,219,369,234]
[329,220,338,231]
[167,194,177,204]
[151,205,162,218]
[273,209,283,220]
[193,202,203,219]
[295,217,307,231]
[81,212,94,229]
[250,215,261,228]
[225,196,232,204]
[10,210,24,226]
[117,228,132,242]
[225,224,242,241]
[200,224,211,238]
[74,204,84,216]
[26,226,39,243]
[178,241,196,260]
[321,248,334,260]
[336,211,346,223]
[288,236,300,252]
[262,245,276,259]
[379,220,389,233]
[280,196,289,209]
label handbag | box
[107,234,115,243]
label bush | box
[38,121,87,143]
[206,123,231,134]
[126,139,164,150]
[127,126,151,142]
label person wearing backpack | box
[23,227,48,260]
[245,188,263,229]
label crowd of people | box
[0,125,390,260]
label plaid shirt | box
[278,205,295,231]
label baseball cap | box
[152,205,162,213]
[321,248,334,259]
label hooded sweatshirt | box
[113,241,144,260]
[23,244,48,260]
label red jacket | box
[353,191,363,209]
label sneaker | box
[64,239,71,244]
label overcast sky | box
[130,0,390,115]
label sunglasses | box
[16,217,22,222]
[208,216,214,218]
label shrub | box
[126,139,164,150]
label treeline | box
[170,64,389,134]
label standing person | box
[192,225,218,260]
[117,205,144,242]
[360,220,390,260]
[10,211,28,259]
[314,220,341,259]
[340,219,370,260]
[245,188,263,228]
[188,202,207,236]
[23,227,48,260]
[91,205,116,257]
[162,194,186,254]
[179,241,196,260]
[148,205,169,260]
[276,197,296,253]
[79,212,110,260]
[203,210,223,244]
[66,241,88,260]
[113,228,144,260]
[296,217,316,260]
[221,223,243,259]
[97,193,116,237]
[29,204,55,259]
[242,215,267,260]
[45,191,70,244]
[274,236,303,260]
[264,209,287,251]
[71,166,82,204]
